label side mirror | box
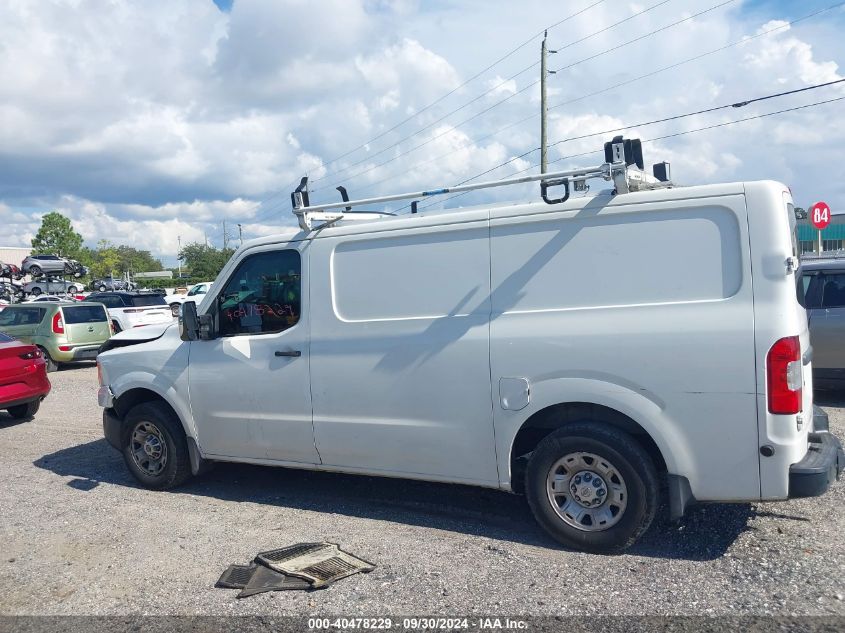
[179,301,199,341]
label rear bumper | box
[0,371,51,409]
[789,431,844,498]
[102,408,123,451]
[2,392,48,410]
[50,345,101,362]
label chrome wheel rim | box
[130,421,167,477]
[546,451,627,532]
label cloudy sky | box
[1,0,844,265]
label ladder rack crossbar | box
[292,164,609,214]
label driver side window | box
[217,250,301,337]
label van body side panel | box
[490,193,760,500]
[744,182,812,499]
[309,215,499,485]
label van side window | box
[217,250,301,337]
[821,274,845,309]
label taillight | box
[19,348,41,360]
[58,345,72,351]
[97,360,103,386]
[52,312,64,334]
[767,336,803,414]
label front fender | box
[109,371,197,441]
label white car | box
[84,291,173,333]
[24,295,76,303]
[95,138,843,553]
[164,282,213,317]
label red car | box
[0,332,51,419]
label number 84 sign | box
[811,201,831,230]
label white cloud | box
[1,0,845,258]
[486,76,517,98]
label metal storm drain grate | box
[216,543,375,598]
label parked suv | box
[24,278,81,297]
[802,256,845,388]
[0,302,110,371]
[95,146,844,553]
[84,291,172,332]
[21,254,72,278]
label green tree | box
[178,242,234,280]
[90,240,121,279]
[31,212,83,258]
[115,246,163,274]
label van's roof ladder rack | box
[291,136,671,231]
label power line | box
[547,78,845,149]
[323,0,609,168]
[309,0,674,189]
[250,1,609,215]
[249,0,844,224]
[341,1,845,208]
[312,0,712,191]
[410,94,845,213]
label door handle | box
[275,350,302,357]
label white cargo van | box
[97,138,842,553]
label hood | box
[100,321,175,353]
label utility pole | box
[222,219,229,250]
[540,31,556,173]
[177,235,182,279]
[238,223,243,247]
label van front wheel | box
[122,401,192,490]
[525,423,658,554]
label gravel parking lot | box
[0,365,843,616]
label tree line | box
[28,212,234,283]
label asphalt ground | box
[0,365,843,617]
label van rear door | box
[60,304,110,344]
[745,182,813,499]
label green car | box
[0,302,111,371]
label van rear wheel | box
[122,401,192,490]
[525,422,658,554]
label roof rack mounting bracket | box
[540,178,570,205]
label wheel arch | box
[508,401,669,494]
[112,385,206,475]
[110,379,196,440]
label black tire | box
[29,265,42,277]
[67,285,77,294]
[170,303,180,317]
[525,422,659,554]
[98,284,106,292]
[30,287,42,296]
[38,346,58,372]
[122,401,192,489]
[6,400,40,419]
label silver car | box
[802,256,845,388]
[23,278,82,296]
[21,254,73,277]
